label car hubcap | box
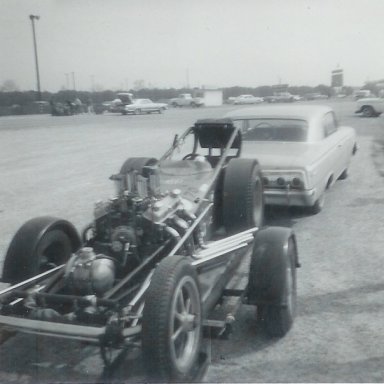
[170,275,201,373]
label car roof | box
[225,104,332,121]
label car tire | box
[119,157,158,177]
[309,192,325,214]
[2,217,80,284]
[362,106,376,117]
[172,102,178,108]
[247,227,298,338]
[338,169,348,180]
[222,158,264,233]
[134,109,141,115]
[142,256,202,382]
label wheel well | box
[326,175,334,189]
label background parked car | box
[123,98,168,114]
[225,105,357,214]
[170,93,204,107]
[233,95,264,105]
[355,96,384,117]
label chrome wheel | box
[170,275,201,373]
[142,256,202,381]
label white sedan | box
[225,105,357,214]
[123,99,168,115]
[233,95,264,105]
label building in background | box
[331,68,344,95]
[199,88,223,106]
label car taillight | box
[291,177,303,188]
[262,177,269,186]
[277,177,286,186]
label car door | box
[140,99,152,112]
[320,111,347,182]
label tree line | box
[0,84,356,108]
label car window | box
[322,112,338,137]
[237,119,308,142]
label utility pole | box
[29,15,41,101]
[71,72,76,91]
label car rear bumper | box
[264,188,317,207]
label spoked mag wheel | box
[142,256,202,382]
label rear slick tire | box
[222,158,264,234]
[2,217,80,283]
[119,157,157,176]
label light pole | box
[29,15,41,101]
[71,72,76,91]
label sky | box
[1,0,384,92]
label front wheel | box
[247,227,298,337]
[134,108,141,115]
[362,106,376,117]
[142,256,202,382]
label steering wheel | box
[182,153,199,160]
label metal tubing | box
[9,291,116,308]
[203,227,258,248]
[128,270,154,307]
[0,265,64,297]
[192,243,249,267]
[0,315,141,342]
[104,241,170,299]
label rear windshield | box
[234,118,308,142]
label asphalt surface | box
[0,100,384,383]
